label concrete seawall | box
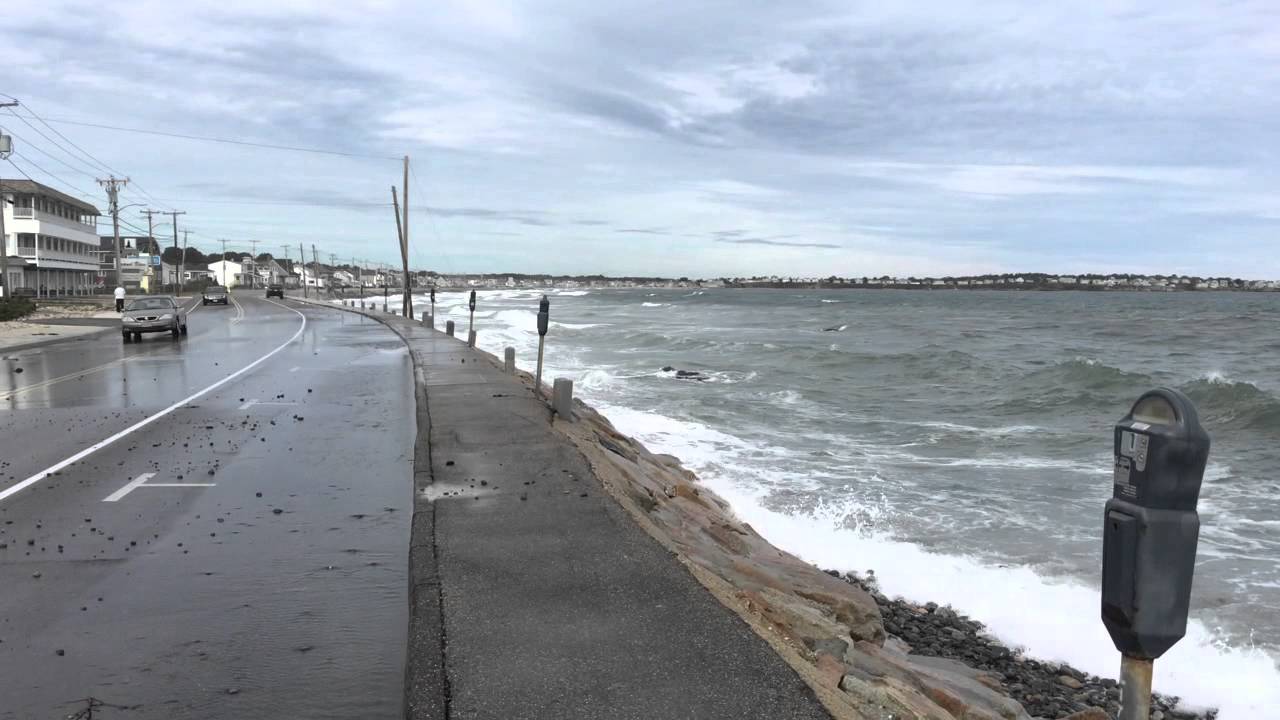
[299,298,833,719]
[294,298,1140,720]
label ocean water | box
[387,288,1279,718]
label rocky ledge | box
[545,391,1218,720]
[838,572,1214,720]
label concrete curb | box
[0,326,116,355]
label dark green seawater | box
[401,288,1279,716]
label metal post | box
[535,336,546,393]
[1117,655,1152,720]
[535,295,550,395]
[383,284,388,313]
[504,347,515,373]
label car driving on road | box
[266,283,284,299]
[122,296,188,342]
[203,285,229,305]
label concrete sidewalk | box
[313,301,831,720]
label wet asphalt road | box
[0,293,413,719]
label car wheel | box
[133,332,142,342]
[171,325,181,338]
[122,332,131,343]
[181,323,188,335]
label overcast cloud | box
[2,0,1277,277]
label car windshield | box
[207,287,227,293]
[126,298,174,311]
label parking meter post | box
[1101,387,1209,718]
[430,285,436,324]
[468,289,476,334]
[535,295,550,395]
[1117,655,1153,720]
[468,329,477,347]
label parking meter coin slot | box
[1102,509,1139,628]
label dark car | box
[9,287,36,298]
[122,296,187,342]
[266,283,284,299]
[203,286,229,305]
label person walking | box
[114,285,126,312]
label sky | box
[1,0,1277,279]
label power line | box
[0,112,103,178]
[37,116,401,161]
[6,153,100,204]
[141,197,393,209]
[13,103,174,211]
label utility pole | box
[163,210,185,293]
[391,186,406,315]
[299,242,307,298]
[0,114,15,301]
[401,155,412,318]
[141,209,156,293]
[248,238,259,288]
[97,176,129,290]
[181,230,190,291]
[311,244,320,297]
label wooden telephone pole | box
[400,156,412,318]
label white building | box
[208,260,245,288]
[0,179,102,296]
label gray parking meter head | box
[469,290,476,311]
[1102,387,1210,659]
[430,286,435,302]
[537,295,549,336]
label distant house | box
[208,260,244,288]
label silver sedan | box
[121,296,188,342]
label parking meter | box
[535,295,550,393]
[469,290,476,313]
[1102,387,1210,660]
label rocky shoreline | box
[836,571,1215,720]
[537,378,1222,720]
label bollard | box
[552,378,573,420]
[468,329,477,348]
[445,320,455,337]
[383,303,388,313]
[504,347,515,373]
[1102,388,1209,720]
[535,295,550,394]
[426,313,434,329]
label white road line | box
[0,300,307,504]
[229,294,245,325]
[289,366,300,373]
[0,357,129,401]
[238,399,258,410]
[144,483,217,488]
[103,473,156,502]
